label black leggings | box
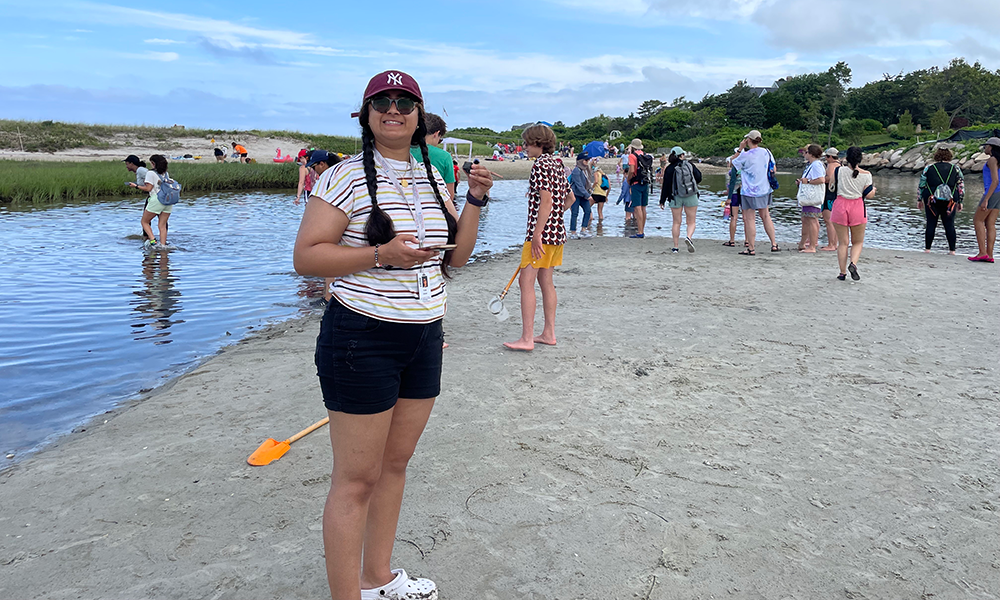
[925,200,956,251]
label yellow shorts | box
[519,241,564,269]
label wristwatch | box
[466,191,489,207]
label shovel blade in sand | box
[247,417,329,466]
[247,438,291,466]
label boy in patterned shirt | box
[504,124,569,351]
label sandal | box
[771,244,780,252]
[722,241,736,247]
[739,248,755,256]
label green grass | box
[0,119,363,155]
[0,160,299,205]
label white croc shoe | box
[360,569,438,600]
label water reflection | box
[131,251,183,344]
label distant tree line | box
[450,59,1000,158]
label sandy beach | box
[1,239,998,599]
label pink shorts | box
[831,196,867,227]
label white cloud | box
[145,38,185,45]
[72,1,313,46]
[142,51,179,62]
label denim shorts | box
[315,299,443,414]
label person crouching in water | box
[504,124,569,351]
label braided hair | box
[359,102,458,274]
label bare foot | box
[503,339,534,351]
[798,248,816,253]
[819,246,837,251]
[442,342,449,349]
[948,251,956,255]
[923,249,931,253]
[533,335,557,346]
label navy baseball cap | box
[305,149,329,168]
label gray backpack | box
[157,171,182,205]
[674,161,697,197]
[931,164,954,201]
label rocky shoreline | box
[704,141,990,175]
[859,141,989,174]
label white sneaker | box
[685,237,695,253]
[580,231,594,239]
[569,232,580,240]
[360,569,437,600]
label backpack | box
[673,161,698,197]
[600,174,610,191]
[931,164,955,201]
[631,152,654,186]
[156,172,182,205]
[766,150,779,191]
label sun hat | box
[122,154,141,165]
[629,138,644,150]
[670,146,686,157]
[351,70,423,117]
[306,149,330,168]
[744,130,762,141]
[981,136,1000,147]
[824,147,840,156]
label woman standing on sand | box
[728,130,779,255]
[819,147,841,251]
[918,147,964,254]
[796,145,826,253]
[504,123,569,352]
[293,70,492,600]
[659,146,701,253]
[134,155,174,249]
[831,146,876,280]
[970,137,1000,263]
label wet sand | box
[1,239,998,599]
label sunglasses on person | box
[369,96,417,115]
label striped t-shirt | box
[313,152,451,324]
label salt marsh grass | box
[0,160,299,204]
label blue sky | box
[2,0,998,135]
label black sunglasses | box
[369,96,416,115]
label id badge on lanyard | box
[375,150,431,301]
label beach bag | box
[766,150,779,190]
[796,165,824,207]
[631,152,654,186]
[600,174,610,191]
[157,172,182,205]
[932,164,955,201]
[674,161,698,197]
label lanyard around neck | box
[374,149,425,243]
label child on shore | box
[504,124,569,351]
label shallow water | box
[0,172,981,459]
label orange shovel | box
[247,417,329,466]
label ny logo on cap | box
[387,72,403,86]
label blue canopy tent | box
[583,140,607,158]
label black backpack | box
[631,152,654,186]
